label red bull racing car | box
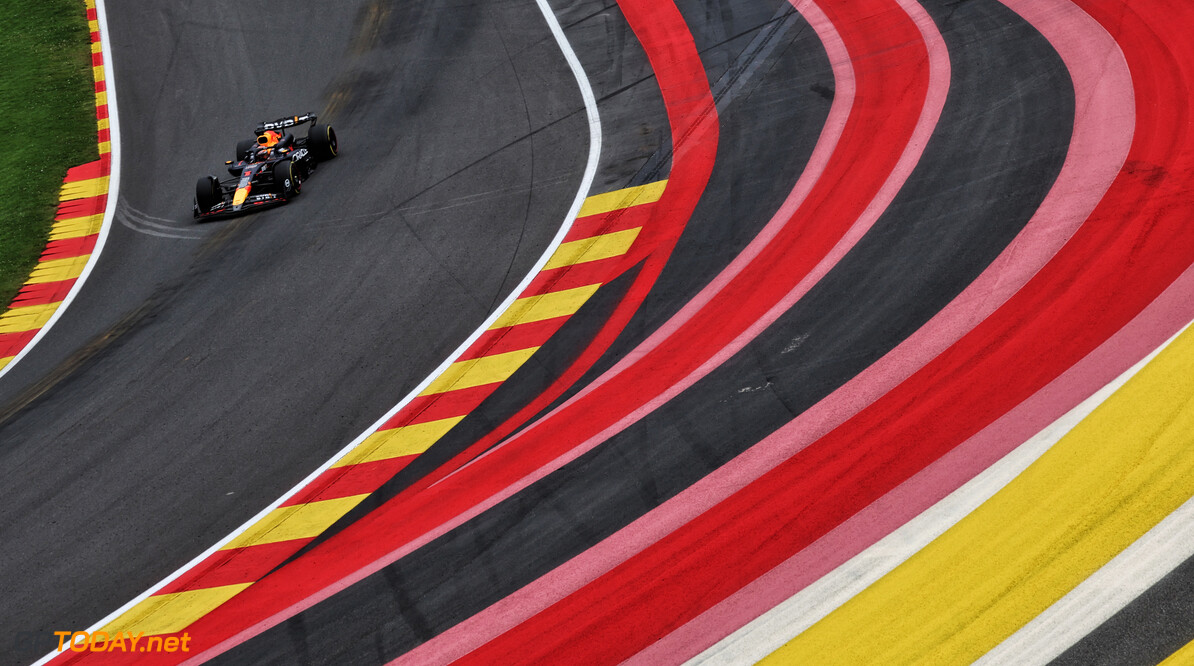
[194,112,337,220]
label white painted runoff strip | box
[34,1,602,664]
[689,327,1180,666]
[0,0,122,385]
[976,464,1194,663]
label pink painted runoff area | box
[631,0,1137,659]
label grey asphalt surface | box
[287,0,818,560]
[5,0,1168,664]
[0,0,598,662]
[1052,553,1194,666]
[216,0,1079,662]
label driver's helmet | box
[257,130,282,148]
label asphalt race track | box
[7,0,1194,664]
[0,0,591,662]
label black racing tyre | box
[236,138,256,162]
[195,175,220,213]
[307,123,337,161]
[273,159,300,196]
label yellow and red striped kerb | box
[87,179,669,640]
[0,0,111,371]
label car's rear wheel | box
[236,139,256,162]
[195,175,220,214]
[307,123,337,161]
[273,159,300,197]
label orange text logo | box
[54,631,191,653]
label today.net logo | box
[55,631,191,653]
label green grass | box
[0,0,98,310]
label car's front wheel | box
[195,175,220,215]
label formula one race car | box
[194,112,337,220]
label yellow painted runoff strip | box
[1162,639,1194,666]
[578,180,667,218]
[220,495,368,550]
[490,284,602,330]
[91,40,102,53]
[50,213,105,240]
[333,417,466,467]
[100,583,252,636]
[59,175,109,201]
[0,357,12,371]
[26,255,90,284]
[0,302,60,334]
[95,89,108,108]
[764,324,1194,665]
[544,227,642,270]
[421,347,539,396]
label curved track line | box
[39,0,603,662]
[339,6,942,637]
[696,325,1172,664]
[722,0,1194,658]
[387,0,731,504]
[651,0,1134,659]
[366,9,944,621]
[388,1,854,660]
[578,0,1194,659]
[942,203,1194,663]
[436,0,948,487]
[693,257,1194,663]
[979,425,1194,663]
[174,0,720,658]
[0,0,121,383]
[451,0,947,662]
[762,310,1194,663]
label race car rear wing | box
[255,112,318,134]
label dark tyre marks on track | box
[291,262,646,565]
[532,0,833,422]
[0,1,587,663]
[422,0,1075,658]
[552,1,673,192]
[481,0,1072,655]
[254,0,677,578]
[292,0,833,546]
[214,0,836,662]
[224,0,1075,661]
[602,0,1075,487]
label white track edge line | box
[689,323,1184,666]
[29,0,121,660]
[977,493,1194,665]
[0,0,122,386]
[32,0,601,662]
[976,334,1194,663]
